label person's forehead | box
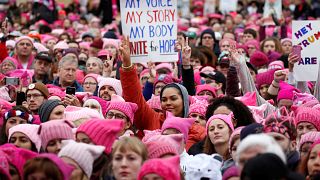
[27,89,42,94]
[18,39,32,44]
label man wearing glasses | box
[26,82,49,115]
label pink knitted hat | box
[83,73,100,83]
[161,117,195,142]
[38,120,75,149]
[268,61,284,70]
[144,134,183,159]
[142,129,162,143]
[298,131,320,151]
[196,84,217,97]
[250,51,269,67]
[87,96,108,116]
[15,35,34,46]
[154,74,180,91]
[256,69,276,89]
[0,144,37,178]
[1,56,18,68]
[155,63,173,73]
[8,124,41,152]
[97,77,122,97]
[206,113,235,135]
[102,38,120,49]
[245,39,260,50]
[140,69,149,78]
[188,99,209,117]
[277,89,294,102]
[58,140,105,178]
[295,107,320,130]
[248,104,267,123]
[53,41,69,51]
[0,150,10,180]
[79,42,90,50]
[281,38,292,45]
[64,106,103,122]
[106,95,138,124]
[138,156,180,180]
[76,119,124,154]
[37,153,74,180]
[146,95,161,111]
[235,92,257,106]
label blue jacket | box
[53,78,84,92]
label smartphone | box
[16,92,26,105]
[292,45,302,58]
[66,87,76,95]
[5,77,19,86]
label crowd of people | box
[0,0,319,180]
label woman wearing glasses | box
[105,94,138,137]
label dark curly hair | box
[206,96,255,128]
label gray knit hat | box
[38,100,64,123]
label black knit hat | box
[38,100,64,123]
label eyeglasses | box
[26,94,44,100]
[83,82,97,86]
[106,111,127,120]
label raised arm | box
[119,36,164,130]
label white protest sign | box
[263,0,282,25]
[219,0,237,14]
[204,0,216,15]
[120,0,178,63]
[292,20,320,81]
[178,0,190,18]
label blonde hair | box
[112,137,148,162]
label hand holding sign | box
[120,36,131,67]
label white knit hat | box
[58,140,105,178]
[236,134,286,165]
[97,77,122,97]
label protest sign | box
[292,20,320,81]
[178,0,190,18]
[263,0,282,25]
[120,0,178,63]
[219,0,237,14]
[204,0,216,15]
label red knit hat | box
[295,107,320,130]
[250,51,269,67]
[76,119,124,154]
[138,156,180,180]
